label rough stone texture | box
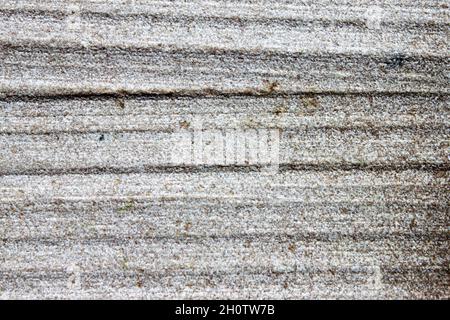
[0,0,448,299]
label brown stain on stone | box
[272,104,288,115]
[301,96,320,114]
[179,120,190,129]
[288,243,296,253]
[262,80,280,95]
[434,170,448,178]
[115,96,125,109]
